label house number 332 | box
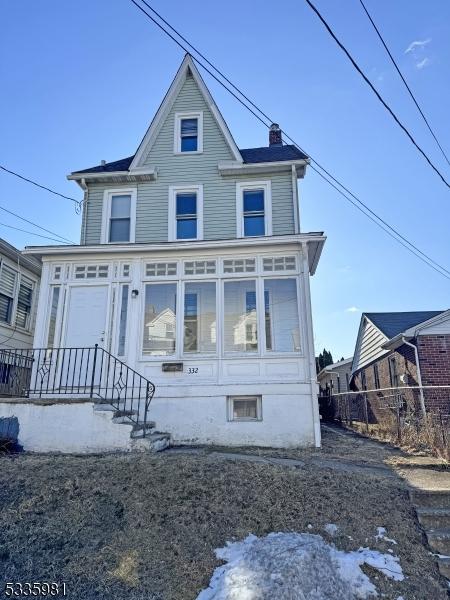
[187,367,199,374]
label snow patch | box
[325,523,339,536]
[375,527,397,545]
[196,532,404,600]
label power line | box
[304,0,450,189]
[0,221,72,244]
[0,204,75,244]
[0,165,82,211]
[129,0,450,280]
[358,0,450,167]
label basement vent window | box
[145,262,178,277]
[74,265,109,279]
[263,256,296,272]
[228,396,262,422]
[223,258,256,274]
[184,260,216,275]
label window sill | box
[173,151,203,156]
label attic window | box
[174,112,203,153]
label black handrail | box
[0,345,156,436]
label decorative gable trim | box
[351,315,389,376]
[129,54,242,169]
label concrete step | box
[112,410,138,424]
[410,491,450,509]
[417,507,450,530]
[131,432,171,453]
[130,422,156,438]
[438,556,450,579]
[426,528,450,555]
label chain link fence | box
[320,386,450,459]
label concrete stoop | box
[411,491,450,580]
[94,401,171,452]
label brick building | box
[350,310,450,412]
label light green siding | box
[81,73,295,245]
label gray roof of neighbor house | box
[73,145,308,174]
[365,311,445,339]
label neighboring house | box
[0,238,41,349]
[23,54,325,448]
[351,311,450,412]
[317,357,353,395]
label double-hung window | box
[169,186,203,241]
[0,265,17,325]
[102,189,136,243]
[15,276,34,329]
[174,112,203,153]
[237,181,272,238]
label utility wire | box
[0,165,82,210]
[0,204,75,244]
[358,0,450,167]
[130,0,450,279]
[0,222,72,244]
[304,0,450,189]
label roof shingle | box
[365,311,445,339]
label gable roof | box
[73,144,307,175]
[365,311,445,339]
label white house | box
[22,54,325,449]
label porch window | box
[15,277,34,329]
[0,265,17,324]
[263,279,300,352]
[223,280,258,352]
[109,194,131,242]
[117,285,129,356]
[142,283,177,355]
[183,282,216,354]
[46,286,60,347]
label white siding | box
[419,314,450,335]
[352,318,388,373]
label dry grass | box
[0,437,447,599]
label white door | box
[65,285,109,348]
[59,285,109,391]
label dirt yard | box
[0,426,447,600]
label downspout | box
[292,165,300,233]
[402,336,426,416]
[79,178,88,245]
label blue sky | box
[1,0,449,359]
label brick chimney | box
[269,123,282,147]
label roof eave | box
[67,167,157,185]
[218,159,308,177]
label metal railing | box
[0,345,156,434]
[323,386,450,459]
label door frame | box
[61,283,111,349]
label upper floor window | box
[101,188,136,244]
[236,181,272,238]
[168,185,203,241]
[174,111,203,154]
[0,265,17,325]
[0,264,35,330]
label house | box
[0,238,41,349]
[317,357,353,396]
[351,311,450,412]
[18,54,325,450]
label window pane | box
[176,193,197,215]
[143,283,177,355]
[0,294,13,324]
[181,118,198,135]
[177,219,197,239]
[243,189,264,212]
[47,287,60,347]
[184,282,216,354]
[224,280,257,352]
[111,195,131,218]
[118,285,129,356]
[233,399,257,419]
[244,215,265,236]
[181,137,198,152]
[109,218,130,242]
[264,279,300,352]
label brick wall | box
[418,334,450,412]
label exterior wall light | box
[131,289,139,298]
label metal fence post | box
[90,344,98,399]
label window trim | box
[168,185,204,242]
[182,279,218,356]
[174,111,204,154]
[101,188,137,244]
[227,395,262,422]
[236,181,272,238]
